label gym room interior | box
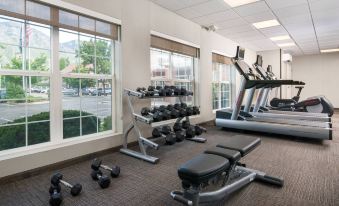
[0,0,338,205]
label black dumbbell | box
[192,106,200,115]
[148,86,166,96]
[186,107,193,116]
[162,125,185,142]
[50,173,82,196]
[194,125,207,136]
[91,158,120,178]
[174,121,196,139]
[166,105,180,118]
[152,127,176,145]
[90,169,111,189]
[49,184,62,206]
[141,107,163,122]
[173,87,181,96]
[156,106,172,120]
[136,87,152,97]
[164,86,174,96]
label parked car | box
[81,88,90,96]
[62,88,77,96]
[90,88,111,96]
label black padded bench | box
[171,136,283,206]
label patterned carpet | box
[0,114,338,206]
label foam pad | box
[178,154,229,185]
[204,147,241,164]
[217,136,261,156]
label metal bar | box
[231,78,247,120]
[243,87,255,112]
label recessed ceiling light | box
[320,48,339,53]
[277,42,296,47]
[253,19,280,29]
[224,0,259,8]
[270,35,291,41]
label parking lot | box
[0,95,112,125]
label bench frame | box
[170,143,283,206]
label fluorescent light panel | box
[320,48,339,53]
[270,35,291,41]
[224,0,259,8]
[253,19,280,29]
[277,42,296,47]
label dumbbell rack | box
[120,88,206,164]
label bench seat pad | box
[178,154,229,185]
[217,136,261,156]
[204,147,241,164]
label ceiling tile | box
[192,9,239,26]
[219,24,255,35]
[234,1,270,17]
[215,18,248,29]
[309,0,339,12]
[243,11,276,23]
[181,0,230,18]
[273,3,309,19]
[265,0,307,9]
[151,0,206,11]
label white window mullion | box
[49,27,63,143]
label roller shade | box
[151,35,199,58]
[0,0,119,40]
[212,53,232,65]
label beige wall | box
[292,53,339,108]
[0,0,257,178]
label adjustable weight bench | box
[171,136,283,206]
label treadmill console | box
[236,46,245,60]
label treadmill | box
[251,55,331,121]
[245,55,331,122]
[216,46,332,140]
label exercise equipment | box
[162,125,185,142]
[49,184,62,206]
[244,55,332,122]
[216,46,332,140]
[136,87,152,97]
[90,169,111,189]
[264,65,334,116]
[148,86,166,96]
[121,88,204,164]
[141,107,164,122]
[171,136,283,206]
[50,173,82,196]
[91,159,120,178]
[152,127,176,145]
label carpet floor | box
[0,114,338,206]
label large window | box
[0,1,119,152]
[151,48,195,106]
[212,53,235,110]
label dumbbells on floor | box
[90,159,120,189]
[49,173,82,206]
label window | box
[0,1,119,152]
[150,48,195,106]
[212,53,235,110]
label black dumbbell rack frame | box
[120,88,206,164]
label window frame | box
[0,1,121,154]
[150,47,196,106]
[212,61,235,112]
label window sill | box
[212,107,231,114]
[0,131,122,161]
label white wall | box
[0,0,257,178]
[292,53,339,108]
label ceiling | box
[150,0,339,56]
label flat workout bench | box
[171,136,283,206]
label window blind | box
[212,53,232,65]
[151,35,199,58]
[0,0,119,40]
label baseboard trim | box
[0,141,139,185]
[0,120,212,185]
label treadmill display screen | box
[236,46,245,59]
[256,55,263,66]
